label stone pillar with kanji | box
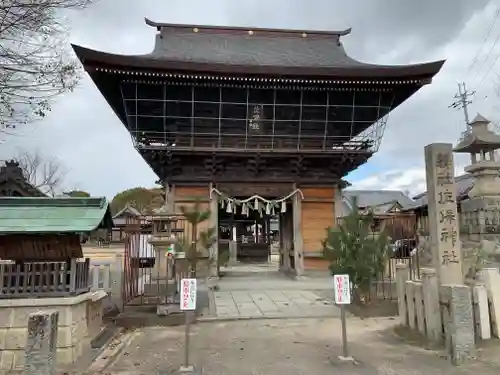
[425,143,475,364]
[425,143,463,285]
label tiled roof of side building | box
[342,189,415,215]
[343,189,415,208]
[0,197,113,233]
[408,174,475,209]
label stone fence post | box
[414,282,426,335]
[421,268,442,343]
[406,281,417,329]
[113,252,125,312]
[25,311,59,375]
[477,268,500,338]
[472,284,491,340]
[395,263,409,325]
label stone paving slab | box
[209,289,341,320]
[104,318,500,375]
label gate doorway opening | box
[218,196,282,264]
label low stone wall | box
[0,291,107,371]
[396,264,500,364]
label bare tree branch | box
[15,150,68,196]
[0,0,93,131]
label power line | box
[479,51,500,87]
[449,82,475,130]
[468,7,500,75]
[474,31,500,83]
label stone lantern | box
[454,114,500,240]
[454,114,500,198]
[148,204,180,307]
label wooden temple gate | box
[120,181,340,300]
[164,182,339,274]
[72,18,444,282]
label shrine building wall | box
[301,186,336,271]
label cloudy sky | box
[4,0,500,198]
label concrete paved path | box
[211,289,340,319]
[204,263,341,320]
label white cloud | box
[348,0,500,195]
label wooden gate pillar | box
[278,212,285,270]
[209,182,219,277]
[334,185,344,218]
[280,209,292,272]
[292,184,304,276]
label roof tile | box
[0,197,112,233]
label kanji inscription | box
[424,143,463,284]
[438,191,454,204]
[440,227,458,247]
[439,209,456,224]
[441,249,460,265]
[248,104,264,133]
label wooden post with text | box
[333,274,353,361]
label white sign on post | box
[180,278,197,311]
[333,274,351,305]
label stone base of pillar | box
[207,276,220,291]
[228,241,238,265]
[440,284,476,365]
[208,266,219,278]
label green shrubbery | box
[322,208,390,303]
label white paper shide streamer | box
[209,188,304,216]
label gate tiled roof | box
[72,18,445,78]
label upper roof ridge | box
[144,18,352,38]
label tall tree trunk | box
[190,223,198,277]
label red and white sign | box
[180,278,197,311]
[333,274,351,305]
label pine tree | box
[322,208,390,304]
[176,200,216,277]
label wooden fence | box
[0,259,90,298]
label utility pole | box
[449,82,475,131]
[450,82,476,165]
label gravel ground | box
[103,317,500,375]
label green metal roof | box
[0,197,113,233]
